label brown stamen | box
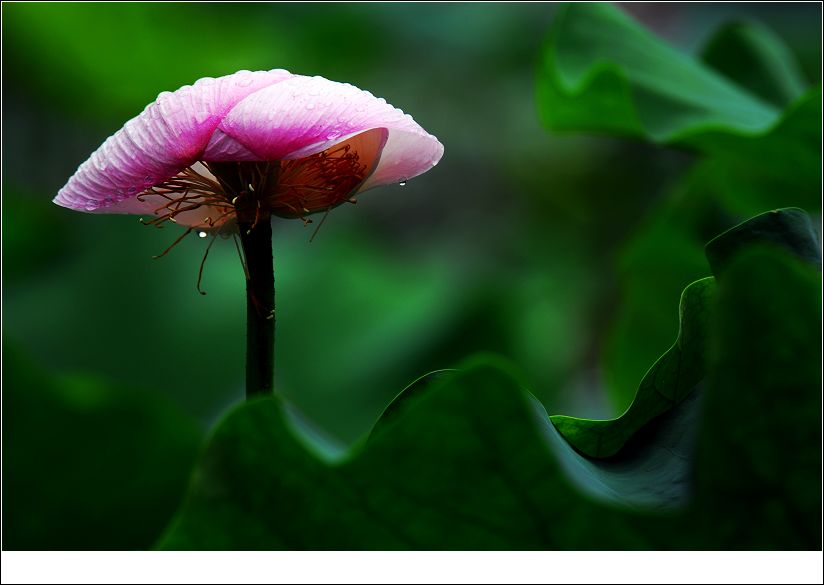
[270,143,368,219]
[137,129,382,259]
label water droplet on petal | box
[326,131,340,140]
[198,231,208,238]
[237,76,254,87]
[398,178,408,186]
[306,102,315,110]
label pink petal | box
[54,71,444,215]
[216,75,444,190]
[54,69,293,211]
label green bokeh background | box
[2,2,821,550]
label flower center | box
[136,130,385,232]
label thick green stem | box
[238,218,275,398]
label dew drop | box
[398,178,408,187]
[306,102,315,110]
[198,231,208,238]
[237,76,254,87]
[326,131,340,140]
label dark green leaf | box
[706,207,822,275]
[694,246,822,549]
[160,358,664,550]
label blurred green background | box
[2,2,821,550]
[3,1,821,438]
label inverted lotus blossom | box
[55,69,443,231]
[55,70,443,399]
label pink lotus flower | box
[54,70,443,399]
[54,69,443,231]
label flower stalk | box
[238,214,275,398]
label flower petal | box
[54,69,293,212]
[217,75,444,190]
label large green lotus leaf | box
[2,344,203,550]
[159,358,664,550]
[693,246,822,549]
[159,209,821,549]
